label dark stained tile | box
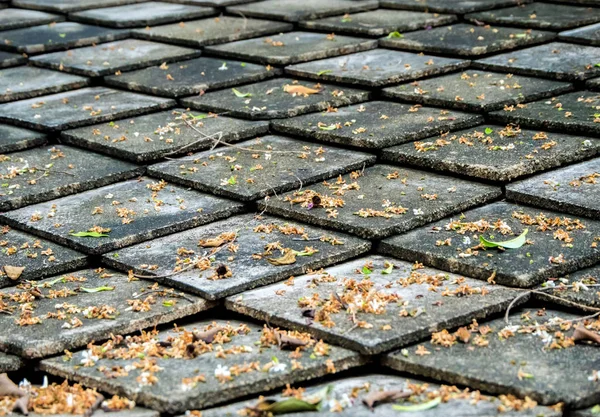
[0,67,89,103]
[0,125,47,153]
[12,0,147,13]
[0,8,64,31]
[379,0,532,13]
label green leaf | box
[392,397,441,412]
[590,404,600,414]
[381,263,394,274]
[190,113,208,119]
[268,398,320,414]
[484,127,493,135]
[479,229,528,249]
[241,62,246,67]
[227,175,237,185]
[232,88,252,98]
[58,33,66,38]
[69,231,109,238]
[362,266,372,275]
[341,16,352,22]
[387,31,403,39]
[318,124,337,131]
[514,33,527,38]
[80,286,115,293]
[316,69,332,76]
[34,276,66,288]
[595,64,600,68]
[163,300,175,307]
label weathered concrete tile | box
[379,201,600,287]
[383,307,600,408]
[30,39,201,78]
[380,24,556,57]
[475,42,600,81]
[0,22,128,55]
[0,125,47,154]
[1,177,246,255]
[227,0,378,22]
[148,135,376,201]
[271,101,484,149]
[285,49,470,87]
[299,9,457,37]
[61,109,269,163]
[180,78,370,120]
[258,164,501,239]
[382,70,573,113]
[0,353,22,373]
[488,91,600,135]
[40,318,365,413]
[507,158,600,219]
[0,87,175,132]
[131,17,293,48]
[204,32,377,66]
[382,125,600,182]
[0,268,215,358]
[0,52,26,69]
[0,8,64,31]
[102,213,371,300]
[534,264,600,310]
[0,226,87,288]
[166,0,257,5]
[226,255,521,355]
[105,57,280,98]
[11,0,146,13]
[69,2,216,28]
[198,374,560,416]
[0,144,142,211]
[466,2,600,30]
[560,22,600,46]
[380,0,532,13]
[0,66,89,103]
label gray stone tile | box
[533,264,600,310]
[0,66,89,103]
[166,0,256,5]
[475,42,600,81]
[180,77,371,120]
[589,77,600,90]
[0,144,142,211]
[148,135,376,201]
[0,353,22,373]
[30,39,201,78]
[383,307,600,408]
[1,177,246,255]
[61,109,269,163]
[382,70,573,113]
[204,31,377,66]
[299,9,457,37]
[0,268,215,358]
[227,0,378,22]
[258,164,501,239]
[226,255,521,355]
[560,22,600,46]
[0,22,128,55]
[0,87,175,132]
[488,91,600,135]
[0,52,26,69]
[285,49,470,87]
[379,201,600,287]
[546,0,600,4]
[7,407,157,417]
[380,24,556,57]
[0,226,87,288]
[11,0,146,13]
[0,8,64,31]
[131,17,293,48]
[0,125,47,153]
[382,125,600,182]
[102,213,371,300]
[380,0,532,13]
[105,57,280,98]
[271,100,484,149]
[466,2,600,30]
[69,2,216,28]
[506,158,600,218]
[40,318,365,413]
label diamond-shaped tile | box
[0,8,63,31]
[533,264,600,309]
[0,51,26,69]
[379,0,531,13]
[0,66,89,103]
[0,124,47,153]
[560,22,600,46]
[12,0,146,13]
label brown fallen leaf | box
[83,394,104,417]
[455,327,471,344]
[276,331,309,350]
[362,389,411,410]
[4,265,25,281]
[573,326,600,345]
[193,326,225,344]
[198,237,225,248]
[12,395,28,416]
[0,373,26,397]
[283,84,321,96]
[267,249,296,266]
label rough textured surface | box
[379,0,532,13]
[380,24,555,57]
[299,9,457,37]
[381,70,573,112]
[180,78,370,120]
[131,17,293,48]
[0,124,47,153]
[30,39,201,78]
[105,57,280,98]
[506,158,600,218]
[204,32,378,65]
[226,255,522,355]
[60,109,269,163]
[475,42,600,80]
[534,264,600,309]
[148,135,376,201]
[7,409,158,417]
[102,213,371,300]
[1,177,246,255]
[0,353,23,373]
[40,318,365,413]
[258,164,501,239]
[271,100,484,149]
[381,125,600,182]
[167,0,256,5]
[285,49,470,87]
[0,8,64,31]
[0,268,215,358]
[379,201,600,287]
[0,51,26,69]
[11,0,146,12]
[0,87,175,132]
[560,22,600,46]
[383,308,600,408]
[0,66,89,103]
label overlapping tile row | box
[0,0,599,416]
